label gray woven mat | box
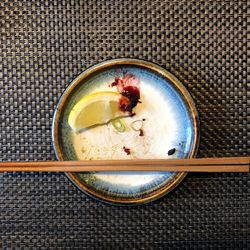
[0,0,249,249]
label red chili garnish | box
[119,96,131,112]
[111,81,118,87]
[139,129,144,136]
[123,146,131,155]
[110,72,141,113]
[121,85,140,112]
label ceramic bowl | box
[52,58,199,205]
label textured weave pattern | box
[0,0,249,249]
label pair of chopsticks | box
[0,157,249,172]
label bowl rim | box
[51,58,200,205]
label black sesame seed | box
[167,148,176,155]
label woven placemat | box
[0,0,249,249]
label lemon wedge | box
[68,91,126,132]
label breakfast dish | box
[52,59,199,205]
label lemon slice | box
[68,91,126,132]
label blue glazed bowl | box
[52,58,199,205]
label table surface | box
[0,0,249,249]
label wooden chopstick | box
[0,157,249,172]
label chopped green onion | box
[131,120,143,131]
[111,119,126,132]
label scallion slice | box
[111,119,126,132]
